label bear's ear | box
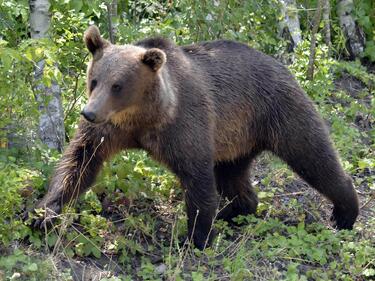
[141,48,166,71]
[84,25,109,56]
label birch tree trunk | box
[337,0,365,59]
[279,0,302,50]
[307,0,323,81]
[29,0,65,151]
[322,0,331,52]
[107,0,118,44]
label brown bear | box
[33,25,359,250]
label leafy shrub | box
[0,154,42,246]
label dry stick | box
[212,197,254,258]
[362,258,375,272]
[49,255,63,280]
[52,220,67,256]
[172,209,199,279]
[168,217,177,272]
[63,54,88,122]
[273,191,305,197]
[63,75,80,122]
[44,219,82,281]
[357,190,372,196]
[51,213,127,278]
[68,224,127,276]
[186,209,199,247]
[172,211,200,280]
[174,197,238,276]
[307,0,323,81]
[202,195,236,251]
[226,206,276,259]
[360,192,375,209]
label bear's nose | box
[81,109,96,122]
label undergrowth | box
[0,41,374,280]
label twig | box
[63,54,88,121]
[273,191,305,197]
[360,192,375,209]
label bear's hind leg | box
[215,154,259,222]
[273,125,359,230]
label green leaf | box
[70,0,83,11]
[191,272,204,281]
[363,268,375,277]
[26,263,38,272]
[364,41,375,62]
[47,234,58,247]
[91,247,101,258]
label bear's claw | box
[29,205,61,230]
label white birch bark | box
[107,0,118,44]
[322,0,331,51]
[279,0,302,50]
[337,0,365,58]
[29,0,65,151]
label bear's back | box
[136,37,313,162]
[135,38,296,99]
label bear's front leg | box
[33,120,121,229]
[185,177,218,250]
[173,159,219,250]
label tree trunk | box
[322,0,331,52]
[307,0,323,81]
[29,0,65,151]
[279,0,302,51]
[107,0,118,44]
[337,0,365,59]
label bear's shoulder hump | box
[135,37,175,50]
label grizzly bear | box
[33,25,359,250]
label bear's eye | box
[90,79,97,91]
[112,84,122,93]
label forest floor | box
[1,68,374,281]
[50,156,375,281]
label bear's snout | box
[81,109,97,123]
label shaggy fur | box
[34,26,359,250]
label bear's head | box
[81,25,167,125]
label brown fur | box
[34,26,359,250]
